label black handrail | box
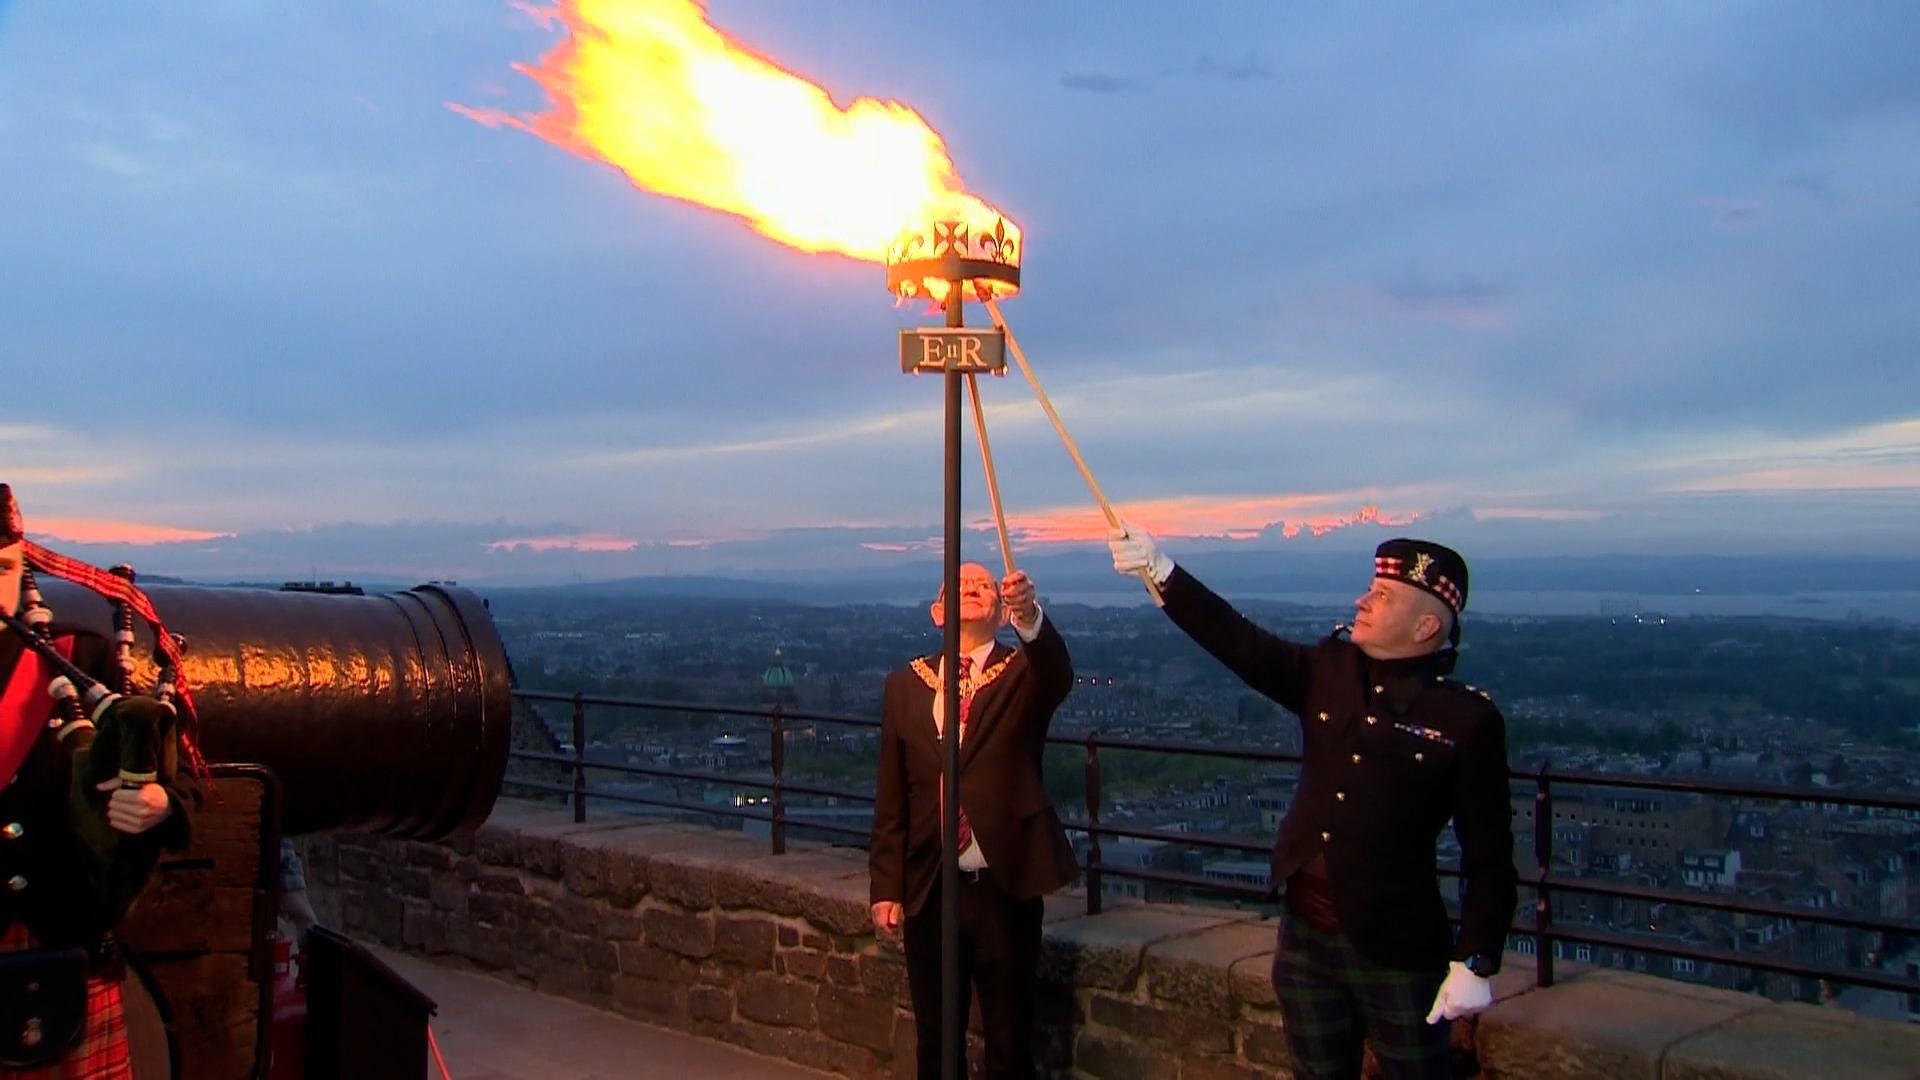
[507,687,1920,1000]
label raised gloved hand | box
[1425,961,1494,1024]
[1108,524,1174,586]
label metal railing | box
[506,688,1920,1000]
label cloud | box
[1061,73,1141,95]
[1194,54,1274,83]
[1471,507,1607,523]
[1006,491,1424,545]
[3,0,1917,569]
[29,518,232,545]
[483,533,640,553]
[1701,197,1765,229]
[1662,416,1920,495]
[1376,274,1512,330]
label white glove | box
[1425,961,1493,1024]
[1108,524,1174,586]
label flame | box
[456,0,1020,286]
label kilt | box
[0,924,131,1080]
[1271,908,1450,1080]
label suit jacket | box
[1160,566,1519,973]
[869,617,1079,915]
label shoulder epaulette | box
[1439,677,1496,702]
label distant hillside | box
[480,552,1913,606]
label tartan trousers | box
[1271,908,1451,1080]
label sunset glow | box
[30,518,232,547]
[485,533,641,553]
[998,497,1420,547]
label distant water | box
[1045,590,1920,623]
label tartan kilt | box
[0,924,132,1080]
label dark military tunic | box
[1160,566,1519,973]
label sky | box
[2,1,1918,583]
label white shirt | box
[931,606,1044,870]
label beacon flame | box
[453,0,1020,297]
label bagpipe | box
[3,550,191,928]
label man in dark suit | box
[1111,528,1517,1080]
[869,563,1078,1080]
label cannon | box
[39,578,515,839]
[37,578,517,1079]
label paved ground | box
[374,948,834,1080]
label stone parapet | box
[297,800,1920,1079]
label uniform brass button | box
[1351,753,1362,764]
[1366,715,1377,725]
[1320,831,1330,841]
[21,1017,42,1048]
[0,823,20,840]
[1317,712,1329,722]
[6,875,25,892]
[1336,792,1346,801]
[1415,752,1425,763]
[1373,685,1384,693]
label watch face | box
[1466,955,1495,976]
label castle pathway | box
[375,946,834,1080]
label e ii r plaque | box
[899,328,1007,374]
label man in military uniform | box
[1,484,189,1078]
[1110,528,1517,1080]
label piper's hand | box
[1425,961,1494,1024]
[95,778,173,835]
[1002,571,1039,628]
[871,901,903,936]
[1108,523,1174,586]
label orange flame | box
[455,0,1020,275]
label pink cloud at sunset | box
[483,533,640,553]
[29,518,233,546]
[999,495,1422,546]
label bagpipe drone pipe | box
[37,577,515,840]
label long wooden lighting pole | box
[966,373,1016,576]
[983,298,1163,605]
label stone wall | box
[297,799,1920,1080]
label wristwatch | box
[1463,953,1500,978]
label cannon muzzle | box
[40,579,514,839]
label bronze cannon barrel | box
[39,579,514,839]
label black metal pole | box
[1535,763,1554,988]
[572,692,587,824]
[770,703,786,856]
[1086,730,1103,916]
[940,281,965,1080]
